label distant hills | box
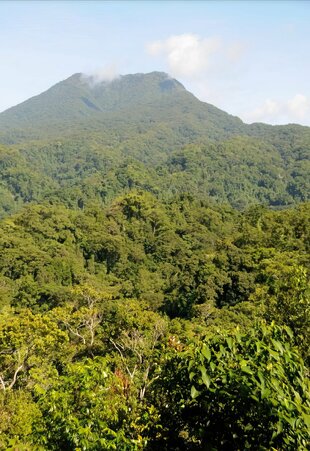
[0,71,309,216]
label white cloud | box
[82,64,120,86]
[249,99,281,120]
[145,33,247,109]
[287,94,309,119]
[245,94,310,124]
[146,33,246,80]
[146,33,221,78]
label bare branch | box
[8,364,24,390]
[109,338,136,380]
[0,376,6,390]
[62,321,87,345]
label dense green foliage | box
[0,194,309,449]
[0,72,309,448]
[152,323,310,450]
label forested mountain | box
[0,72,309,216]
[0,72,309,449]
[0,72,245,142]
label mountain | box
[0,71,247,144]
[0,71,309,216]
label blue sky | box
[1,1,309,125]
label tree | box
[35,357,141,450]
[151,323,310,450]
[0,308,69,392]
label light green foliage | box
[0,308,69,391]
[252,264,310,363]
[36,357,139,450]
[0,390,43,450]
[152,323,310,450]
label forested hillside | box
[0,72,309,449]
[0,72,309,216]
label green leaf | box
[200,366,211,389]
[226,337,233,350]
[201,344,211,362]
[191,385,200,399]
[277,421,283,435]
[283,326,294,340]
[272,339,284,354]
[241,366,253,375]
[302,413,310,428]
[257,370,265,387]
[240,360,252,375]
[269,349,279,360]
[189,371,195,382]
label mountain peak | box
[0,70,244,143]
[62,70,182,86]
[74,70,186,93]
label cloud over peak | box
[146,33,221,78]
[82,64,120,86]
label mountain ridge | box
[0,71,308,216]
[0,71,246,144]
[0,71,307,137]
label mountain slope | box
[0,71,309,216]
[0,71,245,143]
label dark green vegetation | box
[0,73,309,449]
